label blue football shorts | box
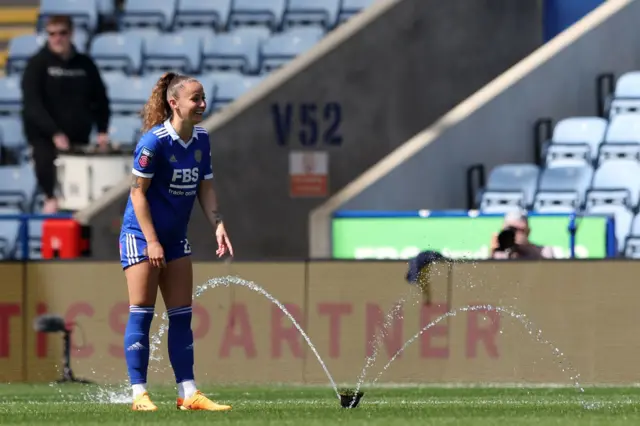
[119,232,192,269]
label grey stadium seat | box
[586,160,640,209]
[587,204,633,254]
[533,165,593,213]
[480,164,540,213]
[545,117,607,166]
[609,71,640,118]
[624,213,640,258]
[598,114,640,164]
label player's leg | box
[159,244,231,412]
[121,233,159,411]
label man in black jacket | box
[21,15,110,214]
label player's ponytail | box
[141,72,177,131]
[141,72,200,132]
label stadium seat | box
[38,0,99,33]
[229,0,287,31]
[105,115,143,145]
[0,76,22,116]
[587,204,633,254]
[13,218,44,260]
[97,0,116,16]
[141,31,203,74]
[0,165,38,212]
[0,117,27,150]
[598,114,640,164]
[202,27,270,75]
[284,0,341,30]
[480,164,540,212]
[90,32,143,75]
[586,160,640,209]
[71,28,90,53]
[0,206,21,260]
[624,214,640,258]
[102,73,156,115]
[544,117,607,166]
[609,71,640,117]
[533,165,593,212]
[339,0,377,23]
[174,0,232,31]
[260,27,324,73]
[120,27,161,45]
[120,0,177,31]
[6,35,41,75]
[210,72,264,110]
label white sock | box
[178,380,197,399]
[132,383,147,399]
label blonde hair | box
[141,72,199,131]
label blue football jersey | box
[121,119,214,243]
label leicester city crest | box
[194,149,202,163]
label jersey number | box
[183,239,192,254]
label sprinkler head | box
[339,389,364,408]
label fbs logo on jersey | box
[169,155,177,163]
[194,149,202,163]
[139,147,154,168]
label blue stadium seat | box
[174,0,232,31]
[0,206,21,260]
[544,117,607,166]
[260,27,324,73]
[587,204,633,254]
[229,0,287,31]
[0,165,38,212]
[38,0,99,33]
[0,76,22,116]
[598,114,640,164]
[105,115,143,145]
[13,218,45,260]
[202,28,269,75]
[90,32,143,74]
[142,31,203,74]
[120,0,177,31]
[211,72,263,110]
[6,35,41,75]
[609,71,640,117]
[586,160,640,209]
[339,0,376,23]
[102,73,156,115]
[480,164,540,213]
[284,0,341,30]
[533,165,593,213]
[0,117,27,150]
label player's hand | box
[147,241,166,268]
[53,133,70,151]
[215,223,234,258]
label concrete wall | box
[85,0,542,260]
[336,0,640,214]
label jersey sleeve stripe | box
[132,169,154,178]
[203,173,214,180]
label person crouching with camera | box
[490,211,554,260]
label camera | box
[496,227,517,252]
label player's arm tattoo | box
[130,175,141,189]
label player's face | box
[46,23,72,56]
[176,81,207,124]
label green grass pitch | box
[1,383,640,425]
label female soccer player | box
[119,72,234,412]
